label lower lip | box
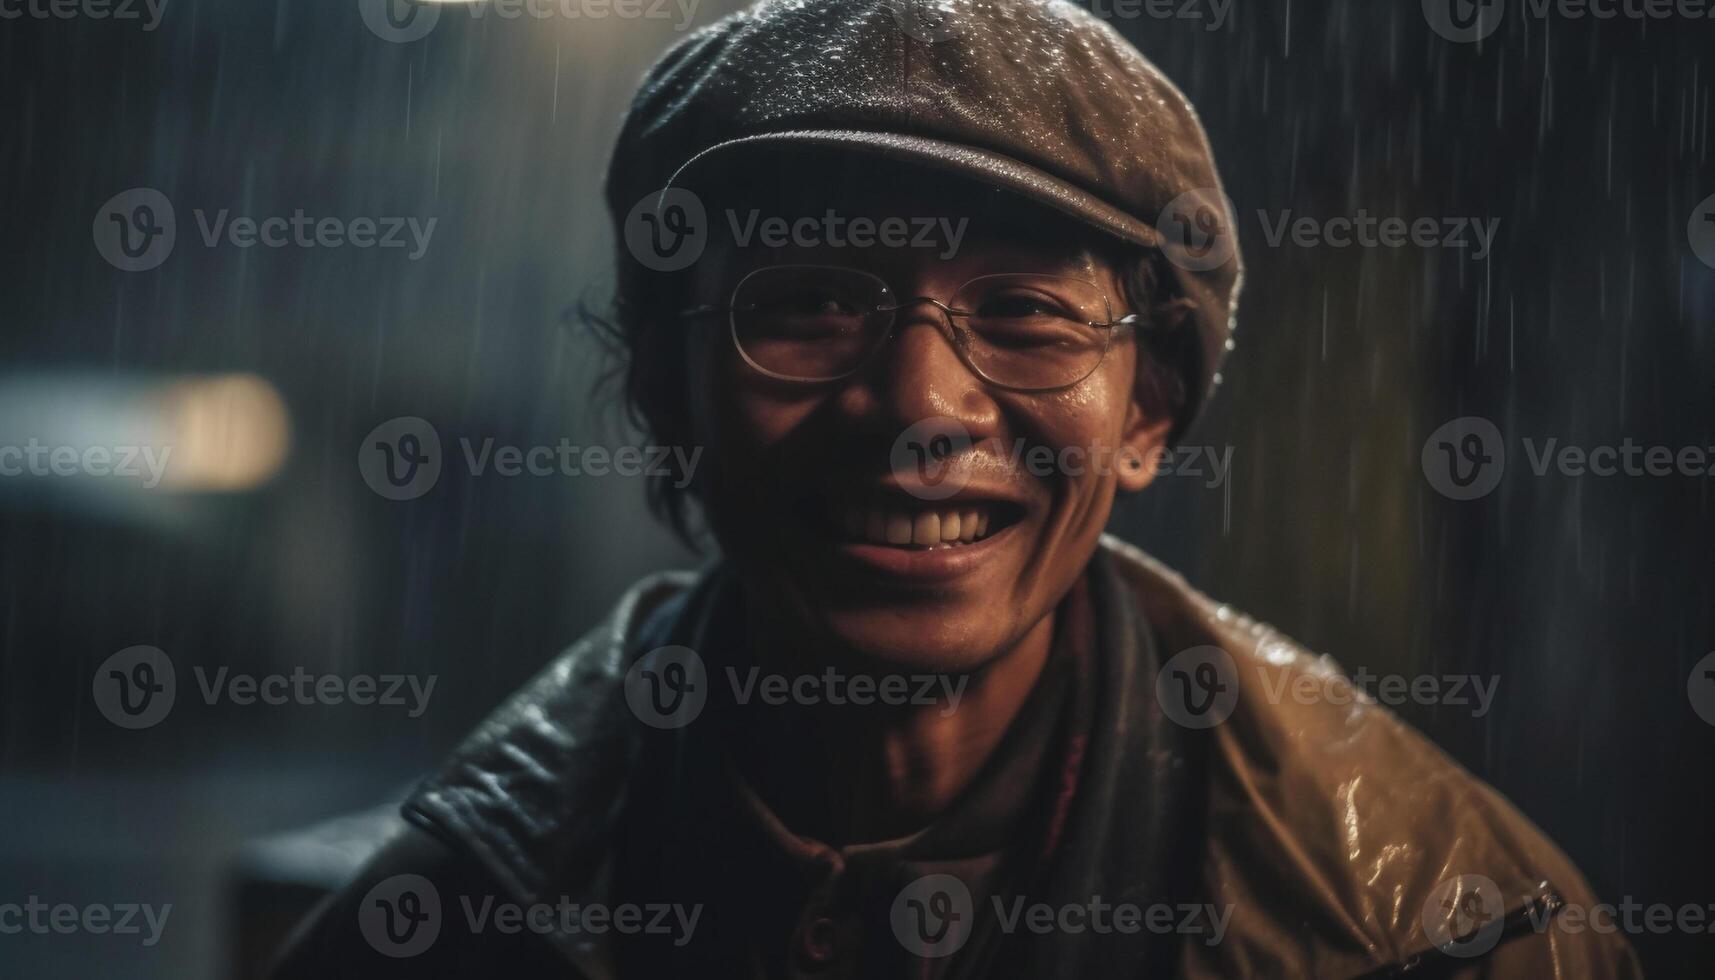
[824,522,1017,584]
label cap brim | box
[663,130,1163,250]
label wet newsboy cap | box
[605,0,1244,429]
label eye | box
[753,288,865,318]
[973,292,1077,320]
[965,289,1102,352]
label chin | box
[808,602,1017,675]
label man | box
[273,1,1642,976]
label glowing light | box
[151,374,292,492]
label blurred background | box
[1,0,1711,975]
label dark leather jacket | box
[271,537,1642,978]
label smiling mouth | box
[812,498,1026,550]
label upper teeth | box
[843,505,992,547]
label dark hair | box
[584,165,1201,547]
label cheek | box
[730,390,821,448]
[717,383,823,455]
[698,348,828,480]
[1024,350,1137,474]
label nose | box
[833,301,999,434]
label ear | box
[1115,401,1175,493]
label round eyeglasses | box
[680,265,1138,392]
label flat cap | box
[606,0,1243,426]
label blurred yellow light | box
[152,374,292,492]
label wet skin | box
[682,198,1175,839]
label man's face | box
[686,194,1173,672]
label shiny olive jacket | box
[272,536,1642,978]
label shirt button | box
[798,914,839,965]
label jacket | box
[270,536,1643,978]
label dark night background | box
[2,0,1712,975]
